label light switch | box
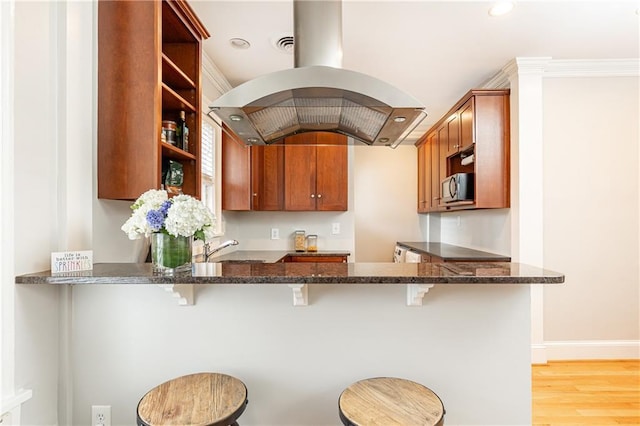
[332,223,340,235]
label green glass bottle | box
[177,110,189,152]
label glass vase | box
[150,233,192,274]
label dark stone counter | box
[204,250,351,263]
[397,242,511,262]
[16,262,564,285]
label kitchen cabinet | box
[221,131,347,211]
[251,145,285,210]
[416,89,510,212]
[281,255,348,263]
[417,137,427,213]
[430,132,441,210]
[284,132,348,211]
[221,130,251,210]
[417,133,433,213]
[97,0,209,200]
[443,112,461,157]
[221,131,285,211]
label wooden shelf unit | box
[97,0,209,200]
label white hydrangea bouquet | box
[121,189,216,272]
[121,189,216,241]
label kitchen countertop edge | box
[16,262,565,285]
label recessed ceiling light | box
[229,114,243,122]
[229,38,250,49]
[247,138,259,143]
[488,1,515,17]
[393,116,406,123]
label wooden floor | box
[532,360,640,425]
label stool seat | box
[137,372,248,426]
[338,377,444,426]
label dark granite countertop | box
[204,250,351,263]
[397,242,511,262]
[15,262,564,285]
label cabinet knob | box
[253,193,257,197]
[317,194,322,198]
[311,194,315,198]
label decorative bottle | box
[177,110,189,152]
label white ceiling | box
[190,0,639,142]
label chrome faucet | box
[203,239,239,261]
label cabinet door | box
[430,132,441,210]
[445,113,461,157]
[459,97,475,149]
[251,145,284,210]
[221,131,251,211]
[417,141,427,212]
[284,133,318,211]
[287,256,347,263]
[316,133,348,211]
[417,134,432,213]
[437,122,449,189]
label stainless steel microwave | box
[441,173,474,203]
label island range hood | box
[209,0,426,147]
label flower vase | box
[150,233,192,274]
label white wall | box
[70,283,532,426]
[438,210,511,256]
[12,1,61,424]
[353,145,424,262]
[542,76,639,356]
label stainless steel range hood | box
[209,0,426,147]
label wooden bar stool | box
[338,377,445,426]
[137,372,248,426]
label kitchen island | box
[16,262,563,425]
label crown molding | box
[202,51,233,96]
[490,57,639,83]
[544,59,640,77]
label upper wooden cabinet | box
[284,132,348,211]
[251,144,285,211]
[221,130,285,211]
[416,89,510,212]
[221,132,348,212]
[221,130,252,211]
[97,0,209,200]
[417,134,430,213]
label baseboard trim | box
[544,340,640,360]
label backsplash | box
[222,210,356,253]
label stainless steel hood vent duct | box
[209,0,426,147]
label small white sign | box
[51,250,93,273]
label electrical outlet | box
[270,228,279,240]
[457,216,461,227]
[331,222,340,235]
[91,405,111,426]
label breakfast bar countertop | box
[15,261,564,285]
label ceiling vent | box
[273,35,294,54]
